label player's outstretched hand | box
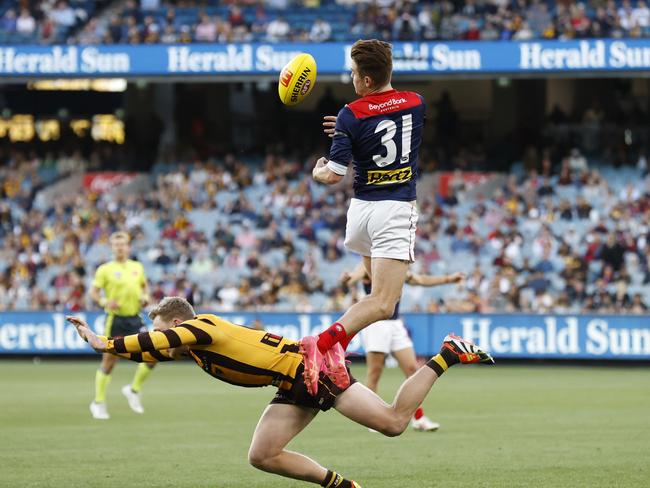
[66,316,108,352]
[447,272,466,284]
[323,115,337,138]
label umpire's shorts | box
[105,314,147,338]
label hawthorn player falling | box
[67,296,495,487]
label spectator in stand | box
[464,19,481,40]
[634,0,650,28]
[195,13,217,42]
[160,24,178,44]
[107,15,123,43]
[619,0,635,31]
[568,148,589,175]
[49,0,77,30]
[78,18,102,44]
[309,18,332,42]
[266,16,290,42]
[16,8,36,37]
[513,21,534,40]
[393,10,419,40]
[2,9,17,36]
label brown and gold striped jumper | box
[103,314,303,390]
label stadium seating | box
[3,0,650,45]
[0,0,101,44]
[2,147,649,314]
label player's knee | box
[247,449,271,471]
[379,419,406,437]
[376,412,408,437]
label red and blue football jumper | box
[327,89,425,202]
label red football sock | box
[316,322,348,353]
[414,407,424,420]
[340,332,357,351]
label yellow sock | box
[94,370,111,403]
[131,363,153,393]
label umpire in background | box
[88,231,153,420]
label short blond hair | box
[148,296,196,322]
[110,231,131,243]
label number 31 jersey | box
[327,89,425,202]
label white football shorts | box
[361,319,414,354]
[344,198,418,262]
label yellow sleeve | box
[118,349,175,363]
[139,262,146,287]
[92,265,106,289]
[106,321,215,354]
[97,335,176,363]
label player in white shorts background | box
[341,262,465,432]
[300,39,427,396]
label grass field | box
[1,360,648,488]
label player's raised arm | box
[406,271,465,287]
[314,107,356,185]
[66,316,176,363]
[105,320,214,355]
[67,316,108,351]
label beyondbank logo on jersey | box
[368,97,407,112]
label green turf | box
[1,360,648,487]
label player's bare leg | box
[249,404,359,486]
[392,347,439,432]
[338,257,409,335]
[301,257,408,394]
[335,366,439,436]
[365,351,386,393]
[334,335,495,435]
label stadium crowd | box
[2,142,650,315]
[0,0,105,44]
[5,0,650,44]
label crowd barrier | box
[1,311,648,360]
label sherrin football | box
[278,53,317,106]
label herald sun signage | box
[457,315,650,358]
[3,40,650,78]
[1,312,648,360]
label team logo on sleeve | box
[367,167,413,185]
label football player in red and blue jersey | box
[302,39,427,396]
